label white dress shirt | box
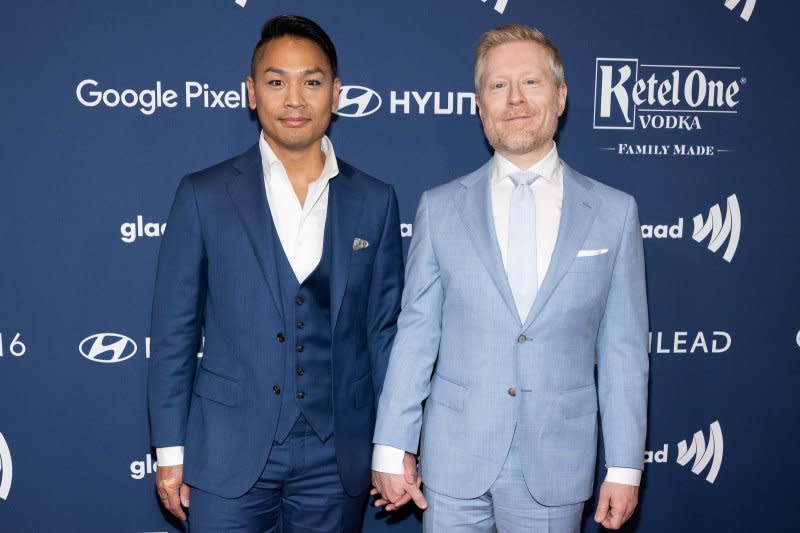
[156,133,339,467]
[372,143,641,486]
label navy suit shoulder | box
[180,144,259,193]
[336,158,396,199]
[178,146,397,203]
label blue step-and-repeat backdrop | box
[1,1,798,531]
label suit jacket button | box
[295,297,304,306]
[297,391,305,399]
[296,322,304,330]
[297,368,304,376]
[296,344,304,353]
[508,387,517,397]
[517,335,527,344]
[273,385,281,395]
[277,332,285,343]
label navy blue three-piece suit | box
[148,143,404,531]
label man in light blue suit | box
[148,15,403,532]
[372,24,649,532]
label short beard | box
[483,122,555,157]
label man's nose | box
[285,82,305,107]
[507,81,526,104]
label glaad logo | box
[691,194,741,263]
[481,0,509,14]
[0,432,12,500]
[335,86,382,118]
[234,0,247,7]
[130,453,158,480]
[724,0,756,21]
[677,420,724,483]
[79,333,137,363]
[641,194,741,262]
[121,216,166,243]
[644,420,724,484]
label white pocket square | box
[577,248,609,257]
[352,238,370,251]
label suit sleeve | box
[147,175,207,449]
[366,186,404,401]
[596,195,649,470]
[373,191,444,454]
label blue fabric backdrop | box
[1,1,798,531]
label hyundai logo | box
[335,85,382,117]
[79,333,137,363]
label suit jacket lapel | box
[522,162,600,330]
[455,160,520,323]
[226,144,283,318]
[328,163,363,331]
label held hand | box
[370,452,428,511]
[594,481,638,530]
[156,464,190,520]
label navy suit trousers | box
[188,417,367,532]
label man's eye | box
[492,82,505,90]
[267,79,283,87]
[306,79,322,87]
[525,79,538,85]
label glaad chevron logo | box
[724,0,756,21]
[234,0,247,7]
[676,420,724,483]
[0,432,12,500]
[79,333,137,363]
[692,194,741,262]
[335,86,382,118]
[481,0,509,14]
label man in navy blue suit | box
[148,15,403,532]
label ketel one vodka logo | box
[593,58,743,130]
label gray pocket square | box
[352,238,370,251]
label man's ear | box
[246,76,257,110]
[331,77,341,112]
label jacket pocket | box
[558,384,598,419]
[352,373,373,408]
[429,373,467,412]
[193,366,242,406]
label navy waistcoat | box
[272,214,334,443]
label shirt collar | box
[492,142,560,185]
[258,132,340,187]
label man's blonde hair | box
[474,24,565,92]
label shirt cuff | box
[372,444,406,474]
[156,446,184,466]
[605,466,641,486]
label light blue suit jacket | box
[373,159,649,505]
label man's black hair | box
[250,15,338,78]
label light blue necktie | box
[507,172,539,322]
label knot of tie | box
[509,171,539,188]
